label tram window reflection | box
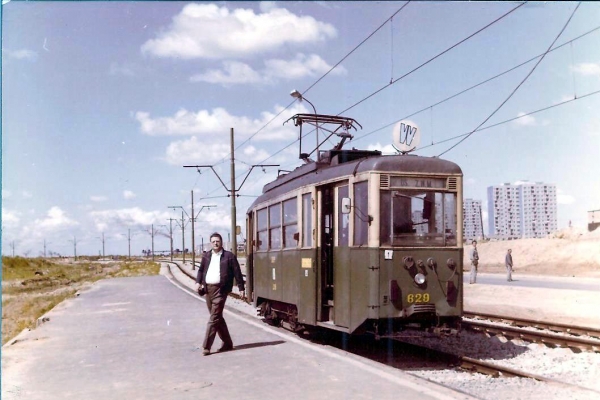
[380,189,457,247]
[283,198,298,248]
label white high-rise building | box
[463,199,483,241]
[487,181,557,239]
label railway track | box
[164,261,600,396]
[464,311,600,339]
[463,312,600,353]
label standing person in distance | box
[505,248,514,282]
[469,240,479,284]
[196,232,245,356]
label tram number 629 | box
[407,293,430,303]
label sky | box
[2,1,600,257]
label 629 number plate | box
[406,293,430,303]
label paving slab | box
[2,270,473,400]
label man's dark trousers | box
[203,284,233,351]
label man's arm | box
[196,254,206,284]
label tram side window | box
[283,198,298,248]
[302,193,313,247]
[269,203,282,250]
[354,181,369,246]
[380,190,457,247]
[257,208,268,251]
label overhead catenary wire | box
[336,2,525,116]
[218,2,412,164]
[193,3,413,201]
[417,88,600,152]
[349,23,600,145]
[437,2,581,157]
[255,3,527,166]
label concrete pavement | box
[2,265,474,400]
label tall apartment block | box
[463,199,483,240]
[487,181,557,239]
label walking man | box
[469,240,479,284]
[196,232,245,356]
[505,249,514,282]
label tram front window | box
[380,190,457,247]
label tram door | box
[319,186,335,322]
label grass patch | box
[1,257,160,345]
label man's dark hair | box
[472,240,477,244]
[210,232,223,242]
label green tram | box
[246,114,463,337]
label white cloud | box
[35,207,79,230]
[190,61,262,85]
[366,142,397,155]
[5,48,38,61]
[90,207,171,231]
[135,103,304,141]
[2,190,12,200]
[2,208,20,226]
[556,188,576,205]
[190,54,346,86]
[141,3,336,60]
[264,53,346,80]
[123,190,136,200]
[90,196,108,202]
[165,137,234,165]
[572,63,600,77]
[557,194,576,205]
[22,191,33,199]
[513,112,536,126]
[243,145,271,163]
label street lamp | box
[290,89,319,156]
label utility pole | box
[180,212,185,263]
[151,224,155,261]
[169,207,188,263]
[230,127,236,254]
[96,232,106,258]
[69,236,78,261]
[189,190,216,270]
[128,229,132,260]
[191,190,196,269]
[184,127,278,257]
[43,239,47,258]
[167,218,176,262]
[11,241,15,257]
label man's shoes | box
[217,344,233,353]
[202,348,210,356]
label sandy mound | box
[464,227,600,278]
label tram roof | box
[250,153,462,209]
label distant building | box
[589,210,600,232]
[487,181,557,239]
[463,199,483,241]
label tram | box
[246,114,463,336]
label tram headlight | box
[447,258,456,270]
[414,273,426,285]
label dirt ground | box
[463,227,600,278]
[462,227,600,329]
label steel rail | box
[462,320,600,353]
[464,311,600,340]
